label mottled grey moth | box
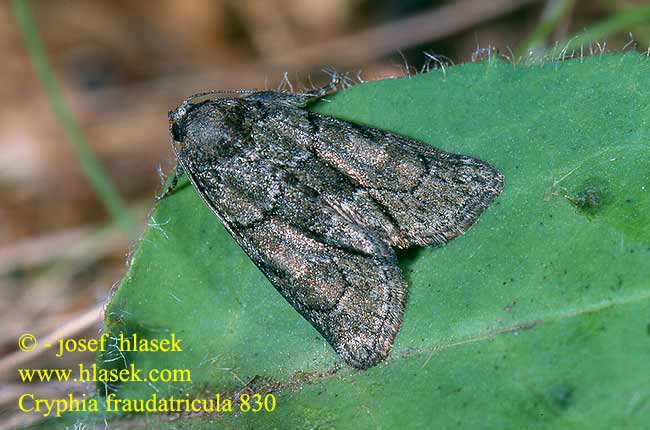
[164,80,503,369]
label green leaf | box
[97,52,650,429]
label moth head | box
[168,97,212,145]
[169,89,256,150]
[169,101,190,144]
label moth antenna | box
[185,89,257,102]
[170,89,257,123]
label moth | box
[164,80,503,369]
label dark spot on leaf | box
[567,177,609,217]
[504,300,516,312]
[611,275,624,292]
[549,384,574,409]
[646,323,650,336]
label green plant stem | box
[12,0,137,236]
[597,0,650,47]
[518,0,577,58]
[560,6,650,53]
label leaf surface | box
[97,52,650,429]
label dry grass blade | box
[0,304,102,379]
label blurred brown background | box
[1,0,649,427]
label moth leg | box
[156,165,184,201]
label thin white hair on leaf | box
[306,72,317,92]
[422,52,453,78]
[522,48,536,66]
[68,420,88,430]
[559,36,579,62]
[148,216,170,239]
[156,164,166,188]
[623,32,636,51]
[471,43,497,63]
[397,50,414,78]
[321,67,354,90]
[103,280,121,312]
[338,72,355,90]
[124,243,136,269]
[154,162,180,201]
[321,65,339,81]
[101,333,128,368]
[388,59,409,78]
[278,71,295,92]
[100,380,109,401]
[168,291,182,303]
[321,66,342,86]
[355,70,366,84]
[471,36,484,62]
[199,351,222,367]
[549,40,560,64]
[147,380,160,393]
[503,46,518,66]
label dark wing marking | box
[300,111,504,248]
